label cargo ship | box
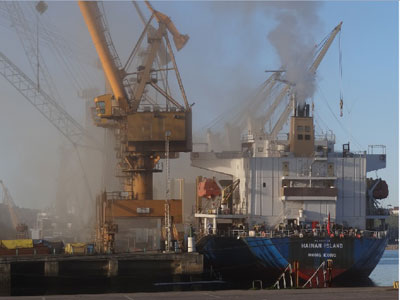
[190,23,389,286]
[191,104,389,286]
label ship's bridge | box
[240,131,336,158]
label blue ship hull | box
[197,234,388,284]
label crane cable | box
[339,29,343,117]
[317,83,363,150]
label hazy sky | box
[0,1,397,211]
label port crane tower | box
[79,1,191,253]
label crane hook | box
[340,97,343,117]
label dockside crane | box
[0,180,28,239]
[79,1,192,252]
[1,1,61,105]
[0,51,95,147]
[0,3,101,222]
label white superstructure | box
[192,112,386,231]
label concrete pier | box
[0,263,10,296]
[0,287,396,299]
[0,252,204,296]
[107,259,118,277]
[44,261,59,277]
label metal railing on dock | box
[302,259,333,288]
[273,264,293,289]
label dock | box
[0,286,397,299]
[0,252,203,296]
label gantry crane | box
[79,1,191,253]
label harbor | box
[0,0,397,298]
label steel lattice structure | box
[0,50,92,146]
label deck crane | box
[267,22,343,140]
[0,180,28,239]
[79,1,192,253]
[205,22,343,142]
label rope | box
[338,30,344,117]
[316,83,363,150]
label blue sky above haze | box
[0,1,396,211]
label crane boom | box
[270,94,294,139]
[262,83,290,128]
[0,51,92,146]
[267,22,342,138]
[78,1,128,110]
[309,22,342,74]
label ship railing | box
[314,131,336,142]
[329,151,366,158]
[368,145,386,155]
[362,230,387,239]
[231,229,247,237]
[105,191,134,201]
[248,228,387,239]
[198,229,246,238]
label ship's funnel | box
[173,34,189,51]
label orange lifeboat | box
[197,178,221,199]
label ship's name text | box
[301,243,343,249]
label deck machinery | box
[79,1,191,253]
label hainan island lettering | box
[301,243,343,249]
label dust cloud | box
[0,1,324,239]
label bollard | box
[294,261,299,288]
[327,259,333,287]
[393,281,399,289]
[188,237,195,253]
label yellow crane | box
[0,180,28,239]
[78,1,192,253]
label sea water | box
[369,250,399,286]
